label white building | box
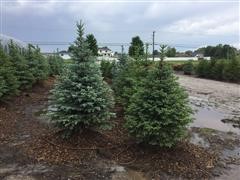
[98,47,114,57]
[58,50,72,60]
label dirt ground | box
[0,76,240,180]
[177,74,240,114]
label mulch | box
[0,77,217,179]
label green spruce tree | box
[85,34,98,56]
[0,44,19,98]
[48,54,63,76]
[125,45,192,147]
[8,41,34,89]
[125,64,192,147]
[33,46,49,81]
[128,36,144,59]
[48,21,114,137]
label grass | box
[166,60,199,65]
[199,128,216,135]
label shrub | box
[172,64,184,71]
[196,58,240,83]
[196,60,210,78]
[210,59,225,80]
[48,21,114,137]
[183,60,194,75]
[125,64,192,147]
[223,58,240,82]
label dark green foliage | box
[0,44,18,97]
[34,48,49,81]
[100,60,113,79]
[48,55,63,76]
[223,58,240,82]
[166,47,176,57]
[8,41,35,88]
[25,45,49,82]
[48,21,114,137]
[159,45,168,64]
[185,50,193,57]
[0,41,51,100]
[195,44,237,59]
[196,58,240,82]
[128,36,144,59]
[183,60,194,75]
[196,60,210,78]
[113,59,151,105]
[125,64,192,147]
[85,34,98,56]
[153,50,159,56]
[210,59,225,80]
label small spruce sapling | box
[125,45,192,147]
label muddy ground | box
[0,76,239,180]
[177,74,240,114]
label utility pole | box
[121,45,124,58]
[152,31,155,61]
[145,43,149,61]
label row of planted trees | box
[179,58,240,83]
[49,22,192,147]
[0,41,63,99]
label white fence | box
[97,56,118,61]
[97,56,211,62]
[148,57,211,61]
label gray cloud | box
[1,0,239,52]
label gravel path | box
[177,75,240,114]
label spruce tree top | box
[71,21,92,63]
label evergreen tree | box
[48,21,114,137]
[113,57,150,105]
[166,47,176,57]
[33,47,49,81]
[0,44,19,98]
[125,64,192,147]
[159,45,167,65]
[48,54,63,76]
[24,44,37,84]
[86,34,98,56]
[128,36,144,59]
[8,41,34,88]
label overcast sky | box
[1,0,239,52]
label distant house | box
[58,50,72,60]
[195,53,204,59]
[98,47,114,57]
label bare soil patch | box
[1,77,234,179]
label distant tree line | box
[175,58,240,83]
[194,44,237,59]
[0,41,63,99]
